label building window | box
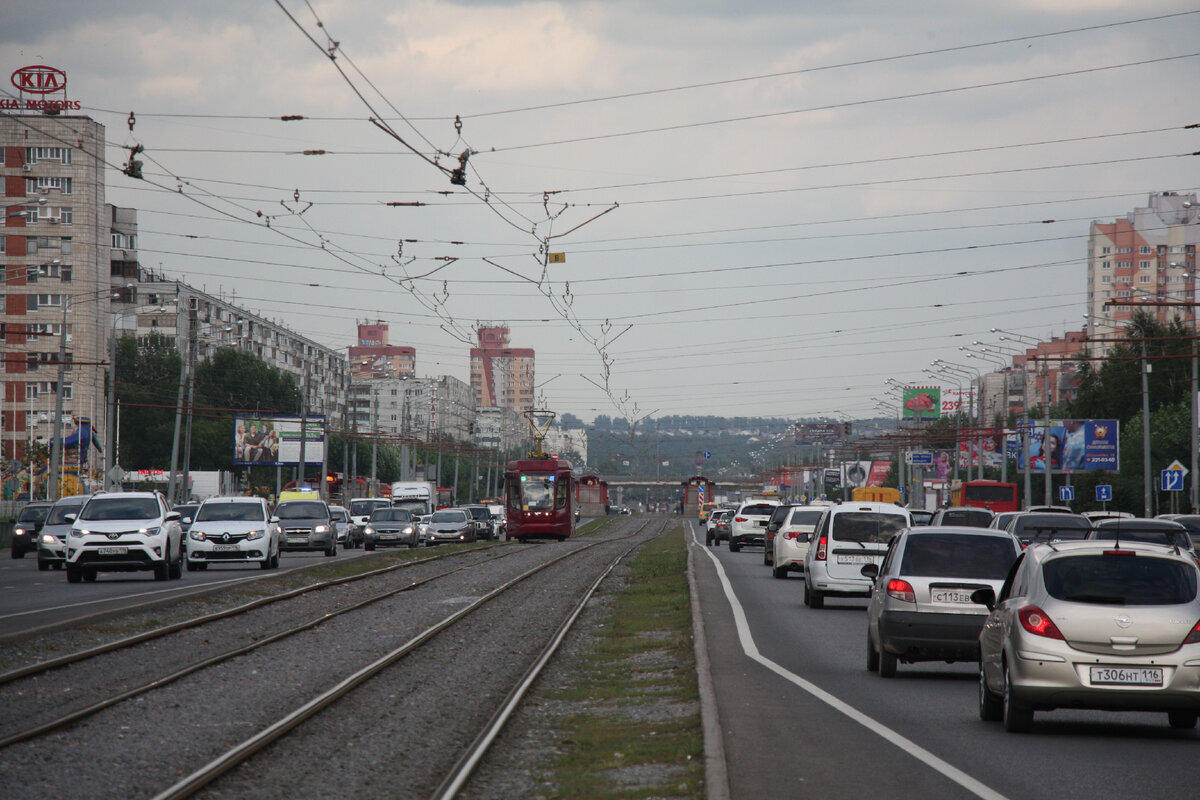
[25,147,72,165]
[1119,247,1133,254]
[1140,246,1152,255]
[1101,246,1111,254]
[1138,275,1151,284]
[26,176,72,195]
[1118,261,1132,268]
[1140,260,1151,269]
[111,232,137,249]
[1101,275,1112,284]
[1101,261,1111,269]
[60,238,71,255]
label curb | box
[687,530,731,800]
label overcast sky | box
[4,1,1197,424]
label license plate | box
[212,544,239,552]
[932,590,976,604]
[97,546,127,556]
[287,536,307,544]
[379,534,396,539]
[1089,666,1163,686]
[837,554,875,565]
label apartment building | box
[469,325,535,411]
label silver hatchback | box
[976,540,1200,732]
[865,526,1021,678]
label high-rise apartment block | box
[348,321,415,381]
[1087,192,1199,355]
[470,325,534,411]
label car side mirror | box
[971,588,997,610]
[767,522,780,532]
[64,513,77,523]
[165,511,182,522]
[182,516,193,525]
[270,516,280,523]
[797,533,811,543]
[860,563,880,579]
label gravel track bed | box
[0,519,654,800]
[0,546,526,742]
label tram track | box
[0,517,662,800]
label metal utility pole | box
[104,322,118,491]
[47,301,68,501]
[167,290,190,504]
[369,383,378,495]
[1142,340,1152,518]
[298,362,309,490]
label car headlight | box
[137,527,161,537]
[364,526,375,535]
[403,526,414,534]
[245,529,265,541]
[41,533,57,544]
[190,530,208,541]
[70,529,87,538]
[314,525,329,534]
[14,527,27,536]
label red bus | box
[957,480,1019,513]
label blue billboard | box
[1015,419,1118,473]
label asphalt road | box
[689,520,1200,800]
[0,545,371,639]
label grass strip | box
[546,527,703,799]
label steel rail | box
[149,521,651,800]
[0,542,506,686]
[431,519,665,800]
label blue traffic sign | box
[1162,469,1186,492]
[1095,484,1113,502]
[1058,485,1075,502]
[909,451,933,465]
[704,451,712,459]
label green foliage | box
[114,333,183,469]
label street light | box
[992,329,1055,507]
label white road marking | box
[690,522,1010,800]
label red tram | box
[682,475,716,518]
[575,475,609,517]
[505,457,576,541]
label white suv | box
[803,501,911,608]
[728,500,781,552]
[770,505,828,579]
[65,492,184,583]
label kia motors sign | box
[4,65,80,112]
[12,65,65,94]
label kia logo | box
[12,65,66,95]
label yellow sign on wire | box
[548,252,566,263]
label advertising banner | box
[941,388,977,415]
[233,415,326,466]
[902,386,941,420]
[867,461,892,487]
[957,429,1006,469]
[794,422,843,444]
[1016,419,1119,473]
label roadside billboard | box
[1016,419,1119,473]
[958,429,1006,469]
[233,415,326,466]
[902,386,941,420]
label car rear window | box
[830,512,908,544]
[787,510,824,527]
[899,534,1017,579]
[1091,527,1191,548]
[1043,554,1198,606]
[939,509,993,528]
[740,504,776,517]
[1013,514,1091,542]
[769,506,793,525]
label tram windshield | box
[515,473,570,511]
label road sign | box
[1167,459,1189,476]
[704,451,712,459]
[1162,469,1186,492]
[908,451,933,465]
[1095,484,1112,502]
[1058,485,1075,502]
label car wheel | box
[866,633,880,672]
[1168,710,1198,729]
[37,559,49,572]
[186,559,199,572]
[66,565,82,583]
[763,548,772,566]
[803,584,811,606]
[705,532,713,546]
[271,549,280,568]
[772,562,788,579]
[878,648,897,678]
[169,549,183,580]
[1002,662,1033,733]
[365,541,375,551]
[260,554,273,570]
[154,559,169,581]
[809,589,825,609]
[325,542,337,557]
[83,569,98,583]
[729,541,741,552]
[11,545,24,559]
[979,661,1002,721]
[196,562,208,571]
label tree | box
[114,333,183,469]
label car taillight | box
[814,535,827,561]
[1184,620,1200,645]
[735,516,746,523]
[1018,605,1064,640]
[784,530,799,540]
[886,579,915,603]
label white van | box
[803,501,911,609]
